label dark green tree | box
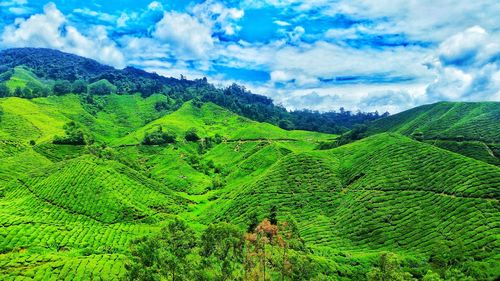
[72,80,88,94]
[185,128,200,142]
[53,121,88,145]
[0,83,10,97]
[88,79,116,95]
[127,218,197,281]
[53,80,72,95]
[367,252,413,281]
[143,127,176,145]
[269,205,278,225]
[201,222,245,280]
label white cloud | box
[116,13,129,28]
[0,3,125,68]
[0,0,27,7]
[153,11,214,59]
[425,26,500,102]
[274,20,291,27]
[72,8,116,23]
[191,0,244,36]
[147,1,163,11]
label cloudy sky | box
[1,0,499,113]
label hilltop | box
[329,101,500,165]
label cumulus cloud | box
[426,26,500,102]
[0,3,125,68]
[153,11,214,59]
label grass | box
[0,94,498,280]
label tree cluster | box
[126,212,323,281]
[142,126,176,145]
[52,121,88,145]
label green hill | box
[207,133,499,275]
[360,101,500,165]
[0,69,499,279]
[367,101,500,142]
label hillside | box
[0,48,384,134]
[1,96,499,279]
[366,101,500,142]
[0,49,499,280]
[209,134,499,253]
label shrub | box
[142,127,176,145]
[53,122,88,145]
[88,79,116,95]
[72,80,88,94]
[53,80,72,95]
[185,128,200,142]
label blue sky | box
[1,0,499,112]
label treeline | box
[0,48,387,134]
[126,216,482,281]
[126,217,328,281]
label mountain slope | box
[208,134,499,269]
[367,101,500,142]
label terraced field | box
[1,95,499,280]
[207,134,499,275]
[367,102,500,142]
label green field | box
[1,90,499,280]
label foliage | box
[53,80,72,95]
[88,79,117,95]
[52,121,88,145]
[367,252,414,281]
[72,79,88,94]
[143,126,176,145]
[127,218,197,281]
[201,222,245,280]
[185,127,200,142]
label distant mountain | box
[0,48,383,134]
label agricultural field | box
[1,92,499,280]
[0,48,498,280]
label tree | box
[154,100,170,111]
[247,212,259,232]
[53,121,88,145]
[143,127,176,145]
[88,79,116,95]
[201,223,245,280]
[126,218,197,281]
[14,87,22,97]
[0,83,10,97]
[72,80,88,94]
[269,205,278,225]
[367,252,413,281]
[422,270,443,281]
[53,80,72,95]
[185,128,200,142]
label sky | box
[0,0,499,113]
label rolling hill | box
[0,48,499,280]
[361,101,500,165]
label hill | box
[366,101,500,142]
[0,48,499,280]
[204,134,499,276]
[0,48,383,134]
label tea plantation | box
[0,89,499,279]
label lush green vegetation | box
[0,48,498,280]
[0,48,384,134]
